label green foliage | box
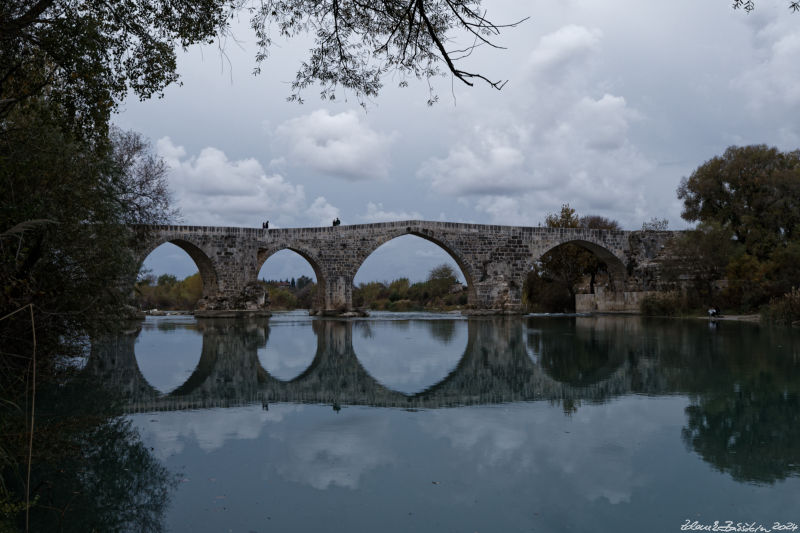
[660,223,736,309]
[352,264,466,311]
[1,0,234,135]
[678,145,800,260]
[1,101,176,510]
[545,204,580,229]
[639,292,685,317]
[1,102,174,372]
[157,274,178,287]
[388,278,410,302]
[136,273,203,310]
[267,286,298,309]
[673,145,800,312]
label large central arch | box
[353,227,479,307]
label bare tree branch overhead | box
[250,0,527,103]
[1,0,525,132]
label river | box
[38,311,800,532]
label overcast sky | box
[122,0,800,282]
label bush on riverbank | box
[136,273,203,310]
[761,288,800,326]
[352,265,467,311]
[639,292,687,316]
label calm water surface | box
[80,311,800,532]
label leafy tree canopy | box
[428,263,458,283]
[677,145,800,261]
[0,101,176,373]
[671,145,800,311]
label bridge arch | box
[137,237,220,300]
[537,238,627,289]
[256,245,326,310]
[353,227,479,307]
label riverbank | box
[701,314,761,323]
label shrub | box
[761,288,800,326]
[640,292,685,316]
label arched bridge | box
[131,220,675,314]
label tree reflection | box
[678,325,800,484]
[683,380,800,484]
[426,320,457,344]
[6,377,175,532]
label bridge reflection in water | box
[85,314,771,413]
[86,314,800,489]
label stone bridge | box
[131,220,675,314]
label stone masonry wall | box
[131,222,677,314]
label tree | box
[1,0,233,135]
[1,100,176,378]
[427,263,458,298]
[109,128,180,225]
[641,217,669,231]
[678,145,800,261]
[296,275,313,290]
[428,264,458,282]
[1,0,521,132]
[675,145,800,310]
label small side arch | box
[256,245,327,310]
[136,237,220,299]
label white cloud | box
[275,109,396,181]
[528,25,603,80]
[733,21,800,109]
[306,196,340,226]
[418,25,654,228]
[272,415,395,490]
[359,202,422,223]
[157,137,306,227]
[133,405,303,459]
[418,396,687,505]
[418,129,529,195]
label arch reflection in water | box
[257,312,317,381]
[352,319,467,395]
[135,316,202,394]
[532,316,627,388]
